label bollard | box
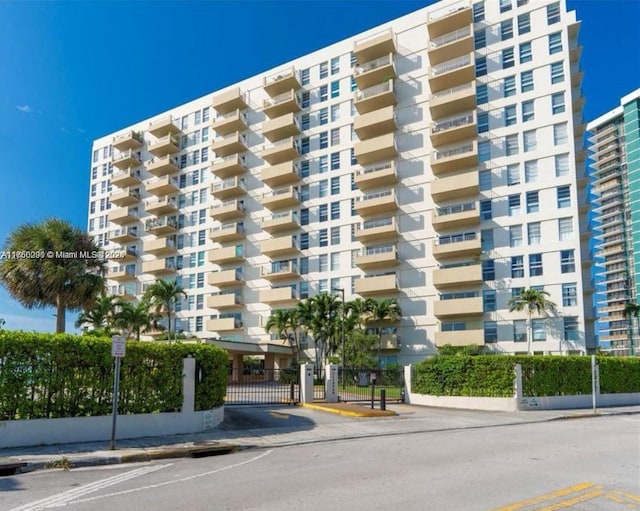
[371,381,375,409]
[290,382,295,405]
[380,389,386,411]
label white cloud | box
[16,105,33,113]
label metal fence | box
[338,368,405,403]
[225,368,299,405]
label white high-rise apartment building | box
[88,0,593,365]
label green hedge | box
[413,355,640,398]
[0,331,228,420]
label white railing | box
[149,115,178,130]
[429,0,468,21]
[148,155,179,167]
[363,245,395,256]
[114,131,142,144]
[430,27,471,48]
[356,80,392,101]
[150,134,179,147]
[359,160,394,175]
[361,217,394,230]
[430,82,474,101]
[432,111,474,133]
[111,228,137,238]
[264,91,297,107]
[433,142,474,160]
[431,54,471,76]
[146,196,177,207]
[264,186,298,199]
[215,109,246,121]
[360,189,393,201]
[264,67,297,86]
[214,132,243,143]
[263,137,296,151]
[355,54,393,75]
[437,232,477,245]
[111,266,136,276]
[354,29,394,50]
[146,216,177,230]
[264,260,297,275]
[113,149,139,162]
[267,210,297,222]
[220,198,244,209]
[436,201,476,217]
[213,223,244,234]
[147,176,179,187]
[213,154,245,165]
[213,177,245,191]
[112,168,141,180]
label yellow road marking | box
[605,494,625,503]
[537,489,604,510]
[268,411,289,419]
[613,491,640,503]
[492,482,598,511]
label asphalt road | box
[2,415,638,511]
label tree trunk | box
[56,295,65,334]
[527,313,532,355]
[167,310,172,342]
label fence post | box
[300,364,314,404]
[513,364,523,411]
[182,356,196,413]
[325,364,339,403]
[591,355,599,414]
[403,365,412,404]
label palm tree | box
[508,288,556,355]
[623,302,639,356]
[143,279,186,341]
[75,293,118,335]
[345,297,375,330]
[306,293,341,366]
[114,300,153,341]
[368,298,402,366]
[0,218,105,333]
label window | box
[331,226,340,245]
[330,104,340,122]
[479,141,491,162]
[476,57,487,77]
[519,42,532,63]
[526,191,539,213]
[484,321,498,343]
[300,184,310,201]
[477,84,489,104]
[555,154,570,177]
[331,201,340,220]
[504,76,516,97]
[558,218,574,241]
[502,47,515,69]
[318,180,328,198]
[301,91,310,108]
[319,61,328,79]
[506,134,519,156]
[481,229,494,250]
[480,200,492,220]
[473,1,485,22]
[351,148,357,165]
[300,161,310,178]
[500,0,512,12]
[330,252,340,271]
[562,283,577,307]
[500,20,513,41]
[330,56,340,75]
[318,254,328,272]
[507,164,520,186]
[318,204,328,222]
[300,257,309,274]
[553,123,568,145]
[560,249,575,273]
[300,114,310,130]
[524,160,538,182]
[551,62,564,84]
[474,29,486,50]
[443,322,466,332]
[510,225,523,247]
[529,253,543,276]
[523,130,537,152]
[331,176,340,195]
[482,260,495,281]
[319,85,328,102]
[551,92,565,114]
[300,233,310,250]
[508,194,521,216]
[301,68,310,85]
[528,222,541,245]
[318,108,328,126]
[319,155,328,174]
[549,32,563,54]
[331,128,340,146]
[514,320,527,342]
[532,319,546,341]
[483,291,497,312]
[521,70,534,92]
[300,137,310,154]
[557,185,571,208]
[330,152,340,170]
[319,131,328,149]
[331,80,340,98]
[319,229,328,247]
[478,112,489,133]
[564,317,579,341]
[522,100,534,122]
[479,170,491,191]
[518,13,531,34]
[505,105,517,126]
[547,2,561,24]
[511,256,524,278]
[350,76,357,92]
[300,208,309,226]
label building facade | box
[588,89,640,356]
[88,0,593,364]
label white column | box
[300,363,315,403]
[325,364,338,403]
[404,365,413,404]
[514,364,523,411]
[182,356,196,413]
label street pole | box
[333,287,345,387]
[110,356,121,450]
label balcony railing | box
[360,189,393,201]
[430,26,470,48]
[265,260,298,275]
[362,245,394,257]
[431,82,473,100]
[432,111,474,133]
[355,54,393,75]
[431,54,471,76]
[359,160,394,176]
[147,176,179,188]
[362,217,394,230]
[356,80,392,101]
[263,186,299,200]
[267,210,298,222]
[429,0,468,21]
[264,91,298,107]
[436,201,476,217]
[437,232,477,245]
[213,177,246,192]
[145,216,177,230]
[433,142,474,160]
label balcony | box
[145,216,177,236]
[210,199,246,222]
[262,113,301,142]
[354,105,397,141]
[431,170,478,202]
[434,329,484,348]
[211,132,247,158]
[433,264,482,289]
[109,247,138,263]
[208,268,244,288]
[355,133,397,166]
[145,196,178,216]
[432,202,479,230]
[112,149,141,170]
[206,317,243,332]
[258,286,299,306]
[108,207,140,225]
[262,137,301,165]
[147,155,180,177]
[212,110,248,136]
[355,189,397,217]
[354,160,398,191]
[145,237,177,256]
[210,154,247,179]
[110,227,139,243]
[111,167,142,188]
[261,260,299,281]
[427,0,472,38]
[148,116,181,138]
[355,217,398,243]
[209,244,245,266]
[431,111,476,146]
[376,334,400,350]
[207,293,243,310]
[148,134,180,157]
[112,284,138,301]
[263,90,301,119]
[355,273,398,296]
[261,235,300,258]
[428,26,473,66]
[261,185,300,211]
[263,67,301,97]
[211,176,246,200]
[432,234,481,259]
[146,175,179,196]
[262,161,300,188]
[261,210,300,234]
[355,245,398,270]
[434,297,483,317]
[354,79,396,115]
[111,188,141,207]
[142,259,176,277]
[353,29,396,64]
[108,266,137,282]
[428,54,474,93]
[212,87,248,115]
[429,82,476,119]
[113,131,143,151]
[354,53,396,90]
[431,141,477,175]
[209,222,246,243]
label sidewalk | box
[1,403,638,474]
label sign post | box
[110,335,126,450]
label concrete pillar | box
[300,364,315,403]
[232,354,244,382]
[264,353,275,381]
[182,357,196,413]
[404,365,413,404]
[514,364,523,410]
[325,364,338,403]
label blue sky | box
[0,0,638,332]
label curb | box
[300,403,397,418]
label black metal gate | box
[225,368,299,405]
[338,368,405,403]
